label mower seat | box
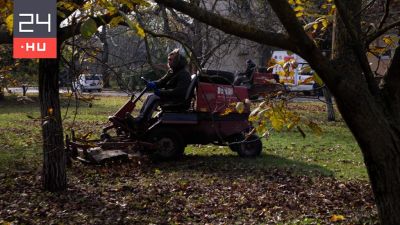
[161,74,198,112]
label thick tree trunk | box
[366,142,400,225]
[39,58,67,192]
[331,0,400,223]
[334,87,400,224]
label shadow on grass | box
[153,153,334,178]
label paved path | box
[7,87,328,102]
[7,87,133,97]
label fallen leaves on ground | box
[0,157,378,224]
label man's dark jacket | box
[154,57,191,104]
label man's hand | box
[146,81,157,89]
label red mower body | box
[196,82,249,113]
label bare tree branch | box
[355,0,377,17]
[139,13,164,78]
[134,10,202,71]
[383,43,400,97]
[334,0,379,95]
[160,4,172,33]
[154,0,297,53]
[366,19,400,44]
[144,35,162,77]
[378,0,391,29]
[201,36,232,66]
[168,8,194,30]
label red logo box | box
[13,37,57,58]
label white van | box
[271,51,318,94]
[74,74,103,92]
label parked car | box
[73,74,103,92]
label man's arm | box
[154,71,173,88]
[158,71,191,98]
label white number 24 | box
[19,13,51,33]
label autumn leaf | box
[382,36,397,46]
[57,1,79,11]
[235,102,245,114]
[221,107,234,116]
[119,10,145,38]
[82,2,92,11]
[370,46,387,55]
[5,14,13,34]
[294,6,304,12]
[270,114,284,131]
[313,73,323,85]
[109,16,124,28]
[80,18,98,38]
[330,214,345,222]
[329,4,336,14]
[257,109,268,121]
[134,22,145,38]
[321,19,328,28]
[312,23,319,30]
[300,76,314,85]
[107,6,118,15]
[48,107,53,116]
[304,22,316,31]
[57,11,66,18]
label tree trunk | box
[331,0,400,223]
[100,25,111,88]
[365,141,400,225]
[322,87,335,121]
[334,86,400,224]
[39,58,67,192]
[22,84,28,96]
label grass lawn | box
[0,93,365,180]
[0,93,377,224]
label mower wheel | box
[228,134,262,157]
[146,127,184,160]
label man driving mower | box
[133,48,191,125]
[233,59,256,86]
[67,48,263,163]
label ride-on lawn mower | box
[66,73,263,164]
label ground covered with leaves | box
[0,96,378,224]
[0,156,378,225]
